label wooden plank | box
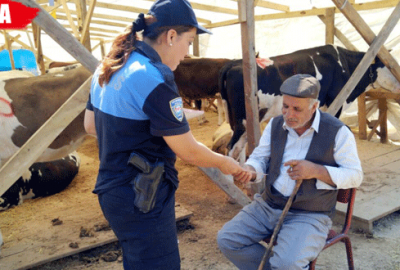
[0,204,192,270]
[325,7,335,44]
[32,23,46,75]
[0,33,20,51]
[378,98,388,143]
[61,0,80,38]
[13,0,99,72]
[228,0,289,12]
[76,0,92,52]
[206,0,400,29]
[5,31,53,62]
[358,93,368,139]
[238,0,260,155]
[193,35,200,56]
[198,167,251,207]
[326,1,400,116]
[141,0,238,15]
[366,88,400,99]
[3,30,15,70]
[56,14,128,28]
[332,0,400,86]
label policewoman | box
[84,0,245,269]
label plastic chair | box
[263,188,356,270]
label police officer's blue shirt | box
[87,41,190,194]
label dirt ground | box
[2,110,400,270]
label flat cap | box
[280,74,320,99]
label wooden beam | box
[198,167,251,207]
[60,24,119,34]
[0,33,21,51]
[206,0,400,29]
[13,0,99,72]
[326,0,400,116]
[56,14,128,28]
[332,0,400,91]
[318,13,358,51]
[141,0,238,15]
[3,30,15,70]
[58,8,135,23]
[5,31,53,62]
[325,7,335,44]
[358,92,367,139]
[76,0,92,51]
[228,0,290,12]
[80,0,96,47]
[238,0,260,155]
[193,35,200,56]
[100,40,105,59]
[32,23,46,74]
[61,0,80,38]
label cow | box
[0,152,80,211]
[174,57,231,125]
[0,65,92,168]
[219,44,394,160]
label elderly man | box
[217,74,363,269]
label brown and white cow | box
[219,44,399,160]
[174,57,231,125]
[0,66,92,167]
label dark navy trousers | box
[98,179,180,270]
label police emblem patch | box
[169,97,184,121]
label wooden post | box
[318,13,358,51]
[326,1,400,116]
[100,40,105,59]
[3,30,15,70]
[61,0,80,38]
[357,92,367,140]
[378,98,388,143]
[332,0,400,85]
[193,35,200,56]
[325,7,335,44]
[238,0,260,155]
[32,23,46,74]
[77,0,93,52]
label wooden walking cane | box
[257,178,303,270]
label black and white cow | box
[0,152,80,211]
[219,44,390,160]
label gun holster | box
[128,153,164,213]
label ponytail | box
[98,14,148,87]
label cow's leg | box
[229,131,248,162]
[222,99,230,125]
[216,97,225,126]
[0,227,3,255]
[196,99,209,125]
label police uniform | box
[86,40,189,270]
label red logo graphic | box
[0,0,39,29]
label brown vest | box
[261,111,344,218]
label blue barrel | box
[0,49,38,75]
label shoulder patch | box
[169,97,184,121]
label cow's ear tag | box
[169,97,184,121]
